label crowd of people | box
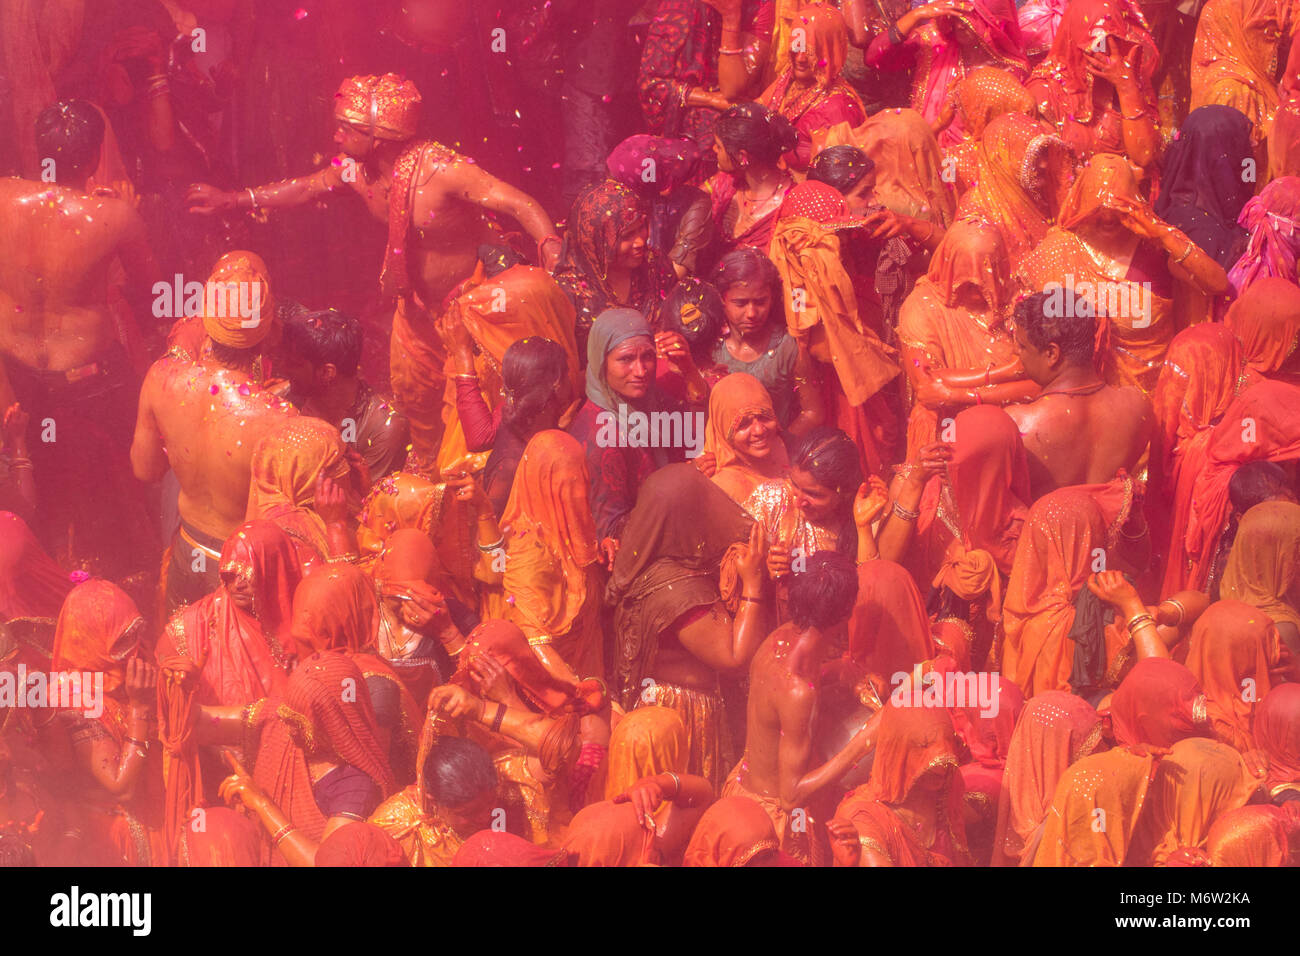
[3,0,1300,868]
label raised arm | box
[441,162,561,269]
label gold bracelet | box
[666,771,682,798]
[1174,239,1194,265]
[1160,597,1186,627]
[271,823,295,847]
[1126,612,1157,635]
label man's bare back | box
[739,623,817,802]
[0,179,155,371]
[133,355,297,540]
[1006,383,1154,499]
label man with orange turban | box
[186,74,563,469]
[132,251,300,612]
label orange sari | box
[703,372,791,506]
[991,691,1103,866]
[50,580,166,866]
[1190,0,1284,140]
[1224,276,1300,389]
[1255,683,1300,799]
[833,704,971,866]
[829,108,956,226]
[945,68,1036,196]
[356,471,477,609]
[1001,487,1118,697]
[683,795,783,867]
[1186,600,1280,752]
[246,417,350,561]
[954,112,1059,268]
[897,219,1019,457]
[845,559,937,708]
[562,800,659,865]
[1220,500,1300,631]
[1032,746,1157,866]
[1128,737,1260,866]
[437,264,582,472]
[500,430,603,679]
[1207,804,1299,865]
[1017,153,1175,394]
[603,706,689,824]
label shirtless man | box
[185,74,562,467]
[1005,289,1154,500]
[0,101,160,574]
[726,550,874,864]
[131,251,297,611]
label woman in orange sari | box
[844,107,957,228]
[1128,737,1260,866]
[831,703,971,866]
[498,430,604,681]
[942,67,1036,196]
[760,5,866,171]
[50,580,165,866]
[1027,0,1161,168]
[356,471,478,611]
[1018,153,1230,394]
[1254,683,1300,803]
[1031,743,1157,866]
[1001,487,1118,698]
[1150,323,1244,575]
[436,261,582,473]
[767,181,900,476]
[954,112,1071,269]
[246,416,356,564]
[1190,0,1284,148]
[1220,502,1300,675]
[157,519,300,707]
[703,372,791,507]
[1186,600,1280,752]
[908,405,1029,666]
[1224,277,1300,390]
[842,559,937,710]
[897,219,1035,458]
[991,690,1104,866]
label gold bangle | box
[1174,239,1194,265]
[666,772,682,798]
[1160,598,1186,627]
[1126,612,1157,635]
[271,823,295,847]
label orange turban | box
[201,250,274,349]
[334,74,421,142]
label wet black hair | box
[710,247,782,302]
[791,426,863,498]
[808,145,875,194]
[281,306,363,377]
[715,103,798,167]
[1230,460,1294,514]
[478,244,527,278]
[1014,290,1096,367]
[657,278,726,358]
[34,100,105,179]
[788,550,860,631]
[501,336,569,432]
[423,736,497,808]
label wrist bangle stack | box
[271,823,296,847]
[490,703,507,734]
[477,536,505,554]
[892,501,920,521]
[1160,597,1186,627]
[1126,612,1157,636]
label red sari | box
[0,511,71,622]
[1224,276,1300,389]
[1110,658,1209,749]
[1253,681,1300,800]
[844,559,937,708]
[157,520,300,707]
[251,651,396,864]
[1173,380,1300,592]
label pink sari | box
[1227,177,1300,297]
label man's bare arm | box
[186,163,347,214]
[781,700,880,811]
[442,161,559,261]
[130,369,169,482]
